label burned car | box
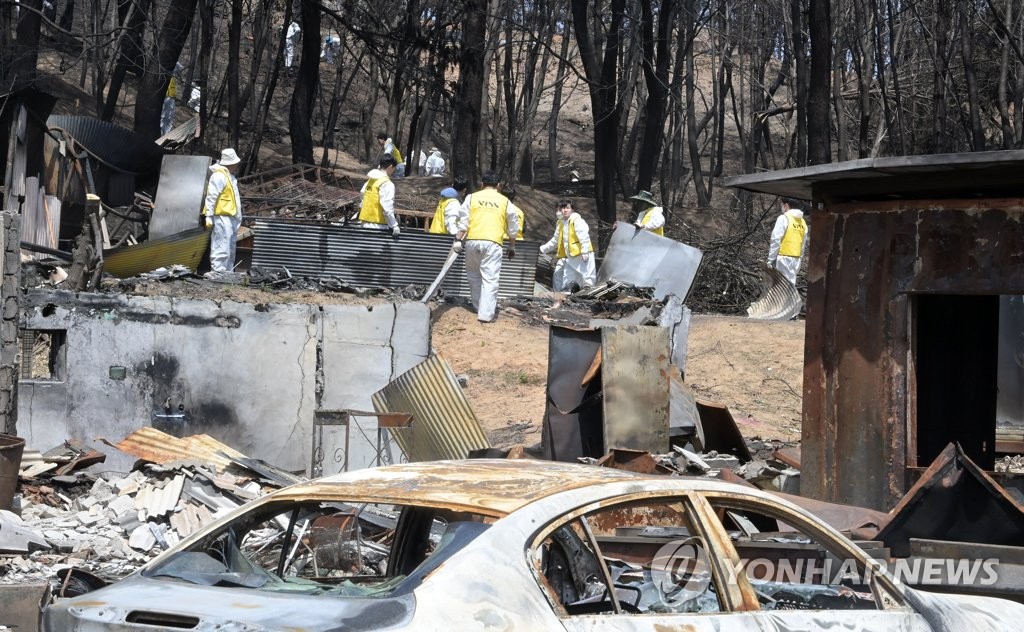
[44,459,1023,631]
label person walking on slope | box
[202,148,243,273]
[454,172,520,323]
[768,198,809,285]
[540,200,596,292]
[377,133,406,177]
[429,177,468,235]
[358,154,400,236]
[629,190,665,236]
[284,21,301,67]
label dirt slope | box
[432,307,803,449]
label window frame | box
[526,490,753,619]
[697,492,912,613]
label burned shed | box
[725,151,1024,511]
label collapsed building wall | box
[17,289,430,472]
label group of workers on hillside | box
[199,137,809,311]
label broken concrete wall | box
[1,213,21,435]
[17,290,430,472]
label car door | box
[696,492,933,632]
[526,491,770,632]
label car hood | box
[903,587,1024,631]
[43,576,414,631]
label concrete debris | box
[3,435,301,588]
[995,454,1024,474]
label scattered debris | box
[2,431,301,587]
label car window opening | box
[143,501,492,597]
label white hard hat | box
[219,148,241,166]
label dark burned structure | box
[726,151,1024,511]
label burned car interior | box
[143,500,492,597]
[536,494,883,618]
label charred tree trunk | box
[132,0,199,139]
[289,0,321,165]
[959,6,985,150]
[451,0,487,184]
[547,27,571,181]
[227,0,242,146]
[635,0,677,194]
[807,0,831,164]
[790,0,807,166]
[572,0,626,248]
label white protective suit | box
[203,166,243,272]
[284,21,301,67]
[358,168,398,230]
[424,150,445,176]
[540,212,596,291]
[321,35,340,64]
[636,205,665,232]
[160,96,176,135]
[768,207,809,285]
[457,191,521,322]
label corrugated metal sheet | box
[371,355,490,461]
[47,115,166,174]
[251,219,538,299]
[746,265,802,320]
[105,427,245,471]
[103,227,210,277]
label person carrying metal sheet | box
[768,198,809,286]
[358,154,400,237]
[429,176,468,235]
[629,190,665,236]
[202,148,243,273]
[540,200,596,292]
[454,172,520,323]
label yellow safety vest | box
[556,216,587,258]
[466,188,509,245]
[210,165,239,217]
[779,212,807,257]
[504,208,525,240]
[166,77,177,99]
[429,198,450,234]
[359,175,391,224]
[641,208,664,236]
[391,147,404,165]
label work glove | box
[204,216,212,230]
[767,258,776,267]
[391,225,401,237]
[452,240,464,254]
[582,252,591,262]
[507,247,516,260]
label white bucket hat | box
[219,148,241,166]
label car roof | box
[269,458,759,517]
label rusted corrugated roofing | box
[103,228,210,277]
[251,219,538,299]
[47,115,166,174]
[106,427,245,470]
[746,266,802,320]
[372,355,490,462]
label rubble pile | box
[1,438,297,587]
[583,440,800,496]
[995,454,1024,474]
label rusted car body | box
[44,460,1023,631]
